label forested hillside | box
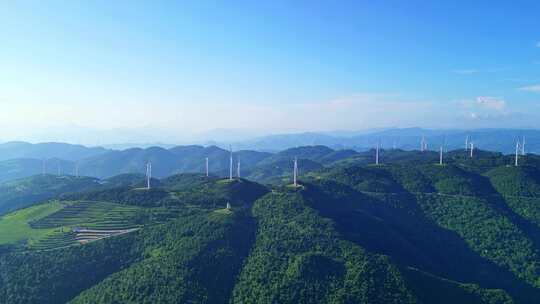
[1,147,540,303]
[0,175,101,215]
[0,144,361,183]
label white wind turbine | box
[146,162,152,189]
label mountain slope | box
[71,210,255,304]
[78,145,272,179]
[0,158,76,183]
[0,142,107,162]
[232,191,417,304]
[0,175,101,215]
[3,151,540,303]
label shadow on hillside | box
[479,170,540,253]
[189,212,257,303]
[302,181,540,304]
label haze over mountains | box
[7,128,539,153]
[227,128,540,152]
[0,128,538,183]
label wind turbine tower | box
[465,135,469,151]
[293,157,298,187]
[375,142,380,165]
[515,140,520,167]
[229,146,233,181]
[470,142,474,158]
[146,162,152,190]
[522,136,526,156]
[421,136,426,152]
[237,160,241,178]
[205,157,209,177]
[439,146,443,165]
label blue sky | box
[1,1,540,143]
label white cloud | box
[475,96,506,111]
[457,96,509,122]
[519,84,540,93]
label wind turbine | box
[465,135,469,151]
[443,134,448,153]
[293,157,298,187]
[205,157,209,177]
[375,141,380,165]
[237,159,241,178]
[515,140,520,167]
[439,146,444,165]
[229,146,233,181]
[470,142,474,158]
[146,162,152,190]
[522,136,526,156]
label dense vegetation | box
[232,192,416,304]
[71,210,255,304]
[2,147,540,303]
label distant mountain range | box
[0,128,538,183]
[0,141,107,161]
[226,128,539,153]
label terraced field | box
[26,201,142,250]
[1,199,185,251]
[0,202,64,248]
[74,228,139,244]
[30,231,78,250]
[30,201,141,230]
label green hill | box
[78,145,272,179]
[0,158,76,183]
[2,149,540,303]
[232,191,417,304]
[246,158,323,184]
[0,175,101,216]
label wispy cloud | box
[475,96,506,111]
[452,67,506,75]
[504,77,539,83]
[519,84,540,93]
[457,96,510,122]
[452,69,478,75]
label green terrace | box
[0,200,182,251]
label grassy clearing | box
[0,202,63,246]
[214,208,233,215]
